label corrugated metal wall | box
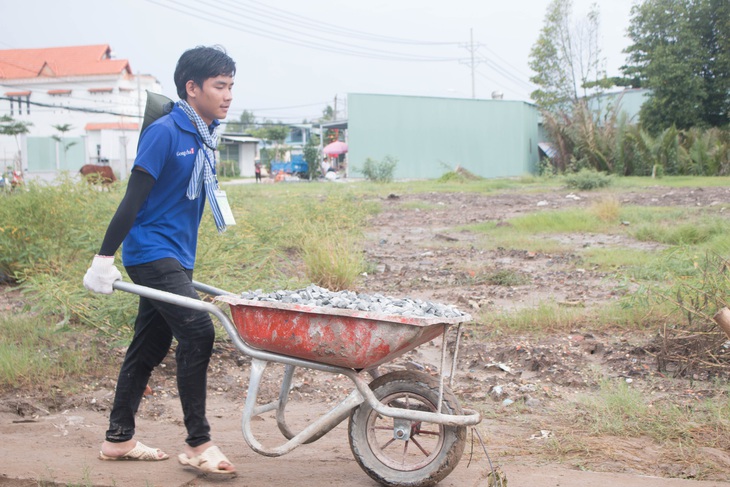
[348,94,539,179]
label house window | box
[5,91,31,115]
[88,87,114,95]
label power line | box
[475,54,537,91]
[478,45,534,80]
[0,96,140,118]
[148,0,462,62]
[227,0,460,46]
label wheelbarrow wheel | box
[348,370,466,487]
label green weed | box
[0,311,98,389]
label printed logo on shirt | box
[176,147,195,157]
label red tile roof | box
[0,45,132,80]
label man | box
[83,45,236,475]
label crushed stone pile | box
[238,284,466,319]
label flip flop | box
[99,441,169,461]
[178,445,236,475]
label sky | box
[0,0,638,124]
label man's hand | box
[83,255,122,294]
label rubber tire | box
[348,370,466,487]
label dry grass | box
[589,195,621,222]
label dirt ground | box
[4,184,730,487]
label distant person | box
[83,45,237,475]
[254,160,262,182]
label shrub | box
[564,168,613,190]
[359,155,397,182]
[437,166,482,183]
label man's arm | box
[84,168,156,294]
[98,168,156,256]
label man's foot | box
[178,442,235,475]
[99,439,169,461]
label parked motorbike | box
[0,169,23,191]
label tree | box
[51,124,77,169]
[225,110,256,133]
[303,134,321,180]
[623,0,730,134]
[251,123,290,164]
[528,0,605,112]
[320,105,335,122]
[0,115,32,174]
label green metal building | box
[347,93,540,180]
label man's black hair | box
[174,45,236,100]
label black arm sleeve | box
[98,169,156,256]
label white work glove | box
[83,255,123,294]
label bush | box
[359,155,397,182]
[564,168,613,190]
[437,166,482,183]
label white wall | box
[0,73,160,177]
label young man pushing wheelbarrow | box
[83,45,237,476]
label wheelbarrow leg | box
[275,365,299,439]
[276,364,356,444]
[241,358,365,457]
[366,367,381,380]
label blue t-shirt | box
[122,105,217,269]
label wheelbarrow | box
[113,280,482,487]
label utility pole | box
[470,29,476,99]
[459,28,480,99]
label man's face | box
[187,75,234,125]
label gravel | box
[238,284,466,319]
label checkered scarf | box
[177,99,227,233]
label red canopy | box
[323,140,348,155]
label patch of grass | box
[455,268,529,287]
[508,208,611,234]
[486,269,529,287]
[634,221,727,246]
[466,224,571,254]
[615,176,730,189]
[483,300,592,334]
[437,166,482,183]
[563,169,613,190]
[572,379,730,445]
[483,296,677,334]
[400,201,443,211]
[594,298,680,330]
[582,246,655,270]
[589,195,621,223]
[297,221,366,291]
[0,311,99,390]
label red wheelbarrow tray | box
[215,295,471,370]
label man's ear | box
[185,80,199,99]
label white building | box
[0,44,161,181]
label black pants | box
[105,258,215,447]
[255,172,261,182]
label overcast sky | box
[1,0,637,123]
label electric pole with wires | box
[459,28,481,98]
